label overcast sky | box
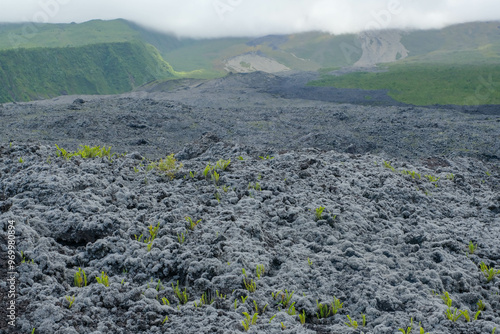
[1,0,499,38]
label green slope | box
[0,41,176,103]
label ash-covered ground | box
[0,71,499,334]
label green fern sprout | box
[316,300,331,319]
[185,216,201,230]
[215,158,231,171]
[212,170,220,185]
[299,310,306,325]
[241,312,258,331]
[74,268,87,288]
[95,272,109,287]
[65,295,75,309]
[477,299,486,311]
[203,164,213,179]
[480,262,500,282]
[315,206,325,220]
[256,264,265,280]
[399,318,413,334]
[468,241,478,254]
[243,278,256,292]
[172,280,189,305]
[383,160,395,171]
[345,315,358,328]
[277,290,294,308]
[177,230,187,244]
[156,154,183,179]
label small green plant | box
[214,192,221,202]
[269,314,276,323]
[155,154,183,179]
[177,230,187,244]
[315,206,325,220]
[362,314,366,327]
[299,310,306,324]
[216,290,226,300]
[287,302,297,315]
[477,299,485,311]
[468,241,478,254]
[162,315,169,324]
[345,315,358,328]
[189,171,196,178]
[95,272,109,287]
[383,160,395,171]
[212,170,220,185]
[480,262,500,282]
[203,164,213,179]
[156,279,164,292]
[222,184,230,192]
[492,327,496,334]
[172,281,189,305]
[237,156,244,161]
[399,318,413,334]
[316,297,343,319]
[446,173,455,181]
[277,290,294,309]
[281,322,286,330]
[307,258,313,267]
[18,157,23,163]
[31,328,35,334]
[74,268,87,288]
[185,217,201,230]
[194,292,214,307]
[243,278,256,292]
[234,299,238,310]
[162,297,170,306]
[56,144,117,160]
[241,312,258,331]
[20,251,34,264]
[248,182,262,191]
[259,155,274,160]
[215,159,231,171]
[65,295,75,309]
[133,166,139,173]
[256,264,265,280]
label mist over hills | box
[0,19,499,104]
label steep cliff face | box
[354,30,408,66]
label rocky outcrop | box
[354,30,409,66]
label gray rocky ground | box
[0,71,499,334]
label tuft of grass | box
[74,268,87,288]
[480,262,500,282]
[172,280,189,305]
[161,297,170,306]
[95,272,109,287]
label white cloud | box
[0,0,499,38]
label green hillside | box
[0,19,499,104]
[0,41,176,103]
